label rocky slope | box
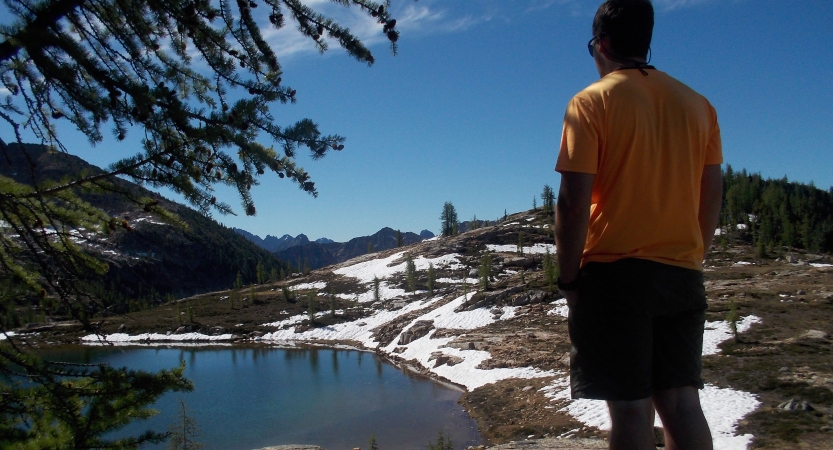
[0,144,286,304]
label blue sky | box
[19,0,833,242]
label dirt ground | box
[11,243,833,449]
[456,245,833,449]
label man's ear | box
[598,35,611,57]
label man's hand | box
[563,289,580,308]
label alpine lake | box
[38,345,485,450]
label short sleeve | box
[556,95,600,174]
[704,104,723,166]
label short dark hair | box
[592,0,654,59]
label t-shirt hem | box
[581,255,702,272]
[555,164,597,175]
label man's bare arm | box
[699,164,723,261]
[555,171,595,285]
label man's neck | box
[598,57,649,77]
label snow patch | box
[541,314,763,450]
[80,332,234,343]
[542,383,757,450]
[289,281,327,291]
[486,243,556,254]
[703,315,761,356]
[547,299,569,318]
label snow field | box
[378,293,555,390]
[333,251,464,284]
[258,296,444,343]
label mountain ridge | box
[234,226,435,270]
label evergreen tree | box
[405,253,417,294]
[373,276,381,303]
[369,435,380,450]
[396,229,403,247]
[367,241,375,254]
[518,231,524,255]
[541,185,555,217]
[478,252,492,291]
[256,261,266,285]
[533,196,537,211]
[428,431,453,450]
[270,267,279,282]
[543,249,558,292]
[168,398,203,450]
[330,295,336,318]
[235,272,243,290]
[307,292,316,324]
[0,348,192,448]
[427,263,436,297]
[440,202,458,237]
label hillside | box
[0,144,288,314]
[12,204,831,449]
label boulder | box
[398,320,434,345]
[503,256,534,268]
[456,286,524,312]
[799,330,830,341]
[509,290,551,306]
[428,352,464,367]
[778,398,814,411]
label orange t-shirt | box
[555,69,722,271]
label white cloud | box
[652,0,719,11]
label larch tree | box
[541,184,555,217]
[168,398,203,450]
[0,0,401,447]
[439,201,457,237]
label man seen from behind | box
[554,1,724,449]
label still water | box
[40,345,484,450]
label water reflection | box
[36,345,482,450]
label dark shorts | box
[568,258,707,401]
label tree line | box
[720,165,833,253]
